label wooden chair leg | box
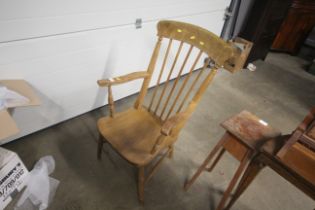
[184,136,226,191]
[225,157,264,210]
[97,134,104,160]
[168,145,174,158]
[206,148,225,172]
[138,166,145,204]
[215,151,252,210]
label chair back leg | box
[168,145,174,158]
[97,134,104,160]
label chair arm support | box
[97,71,149,87]
[161,112,188,136]
[150,112,188,154]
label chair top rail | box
[157,20,248,72]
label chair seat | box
[98,108,171,166]
[281,143,315,186]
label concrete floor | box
[4,52,315,210]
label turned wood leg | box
[97,133,104,160]
[206,148,225,172]
[184,136,227,191]
[215,151,252,210]
[138,166,145,204]
[225,156,264,210]
[168,145,174,158]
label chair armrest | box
[161,112,187,136]
[97,71,149,87]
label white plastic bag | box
[0,86,30,110]
[15,156,59,210]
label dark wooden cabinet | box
[239,0,292,63]
[271,0,315,54]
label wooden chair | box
[96,20,252,203]
[225,107,315,210]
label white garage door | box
[0,0,231,144]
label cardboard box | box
[0,147,28,209]
[0,80,40,141]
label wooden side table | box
[184,110,281,210]
[225,107,315,210]
[225,139,315,210]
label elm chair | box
[96,20,252,203]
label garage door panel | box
[0,0,229,42]
[0,4,229,143]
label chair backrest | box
[305,110,315,141]
[134,21,252,130]
[277,106,315,158]
[276,107,315,186]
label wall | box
[0,0,230,144]
[232,0,254,37]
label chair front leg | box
[137,148,171,203]
[138,166,145,204]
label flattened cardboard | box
[0,80,41,141]
[0,110,19,140]
[0,80,41,107]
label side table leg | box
[184,135,228,191]
[206,148,225,172]
[215,150,252,210]
[225,155,264,210]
